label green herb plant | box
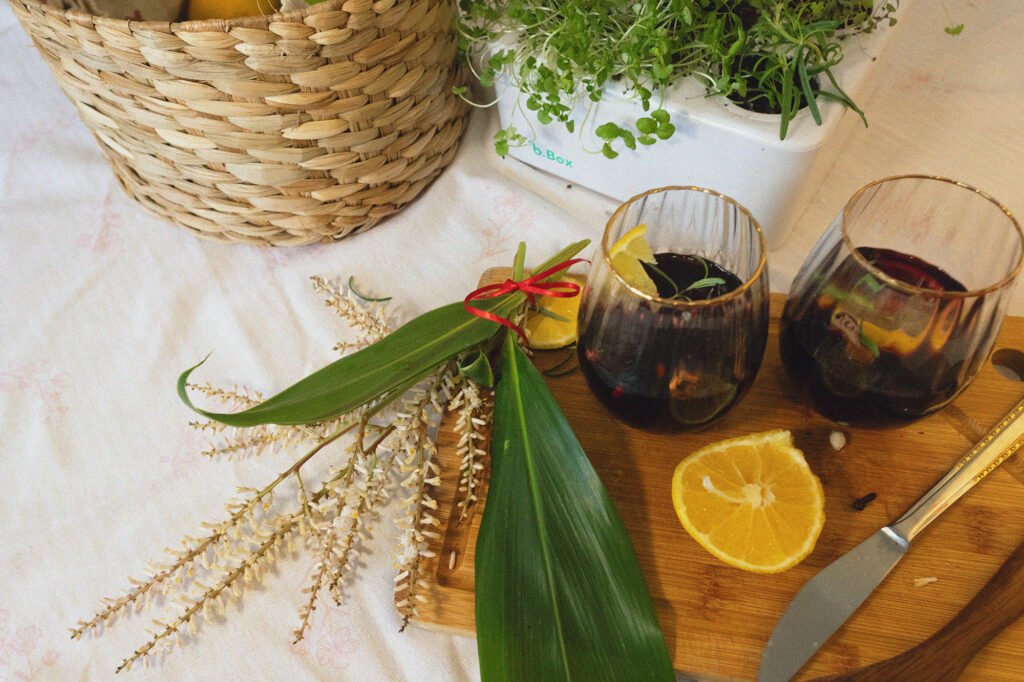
[457,0,898,154]
[646,256,728,302]
[940,1,963,36]
[73,240,674,679]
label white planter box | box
[494,13,904,249]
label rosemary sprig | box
[541,347,579,378]
[534,306,570,322]
[643,256,728,301]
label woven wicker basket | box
[7,0,469,245]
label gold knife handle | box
[892,395,1024,544]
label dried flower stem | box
[72,420,357,642]
[75,276,489,671]
[310,275,391,349]
[117,515,299,672]
[293,527,338,643]
[295,471,315,530]
[325,440,396,604]
[186,383,262,408]
[451,381,492,522]
[120,450,373,672]
[393,372,451,629]
[200,431,285,458]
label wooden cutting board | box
[404,289,1024,681]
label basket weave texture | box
[7,0,469,245]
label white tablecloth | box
[2,1,1024,680]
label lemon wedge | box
[523,274,586,349]
[609,224,659,295]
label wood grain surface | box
[405,292,1024,681]
[817,538,1024,680]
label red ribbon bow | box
[464,259,588,343]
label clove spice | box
[852,492,877,511]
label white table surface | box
[2,1,1023,680]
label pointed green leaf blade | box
[458,348,495,388]
[178,239,592,428]
[178,299,511,427]
[476,337,673,681]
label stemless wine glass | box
[779,175,1024,426]
[577,186,769,431]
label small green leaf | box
[451,86,468,96]
[565,120,575,134]
[650,109,670,124]
[348,276,392,302]
[536,307,569,322]
[945,23,964,35]
[779,64,795,140]
[638,134,657,145]
[655,123,675,140]
[543,360,580,378]
[536,110,553,125]
[859,332,881,358]
[797,55,822,125]
[682,277,726,293]
[651,63,671,80]
[855,272,886,293]
[601,142,619,159]
[479,74,493,87]
[541,349,578,377]
[635,117,657,134]
[594,122,619,140]
[644,261,679,297]
[621,130,636,150]
[495,139,510,156]
[726,35,745,58]
[458,349,495,387]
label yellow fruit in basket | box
[671,429,825,573]
[523,274,585,349]
[187,0,278,21]
[609,223,659,296]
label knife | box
[758,395,1024,682]
[817,536,1024,680]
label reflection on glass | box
[780,175,1024,426]
[578,186,769,431]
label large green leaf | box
[178,298,512,427]
[178,239,591,428]
[476,335,674,681]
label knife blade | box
[758,528,907,682]
[758,395,1024,682]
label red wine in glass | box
[578,252,764,431]
[779,247,970,425]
